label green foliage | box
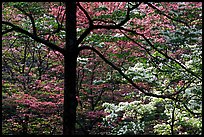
[153,98,202,135]
[93,5,108,12]
[153,123,171,135]
[5,2,48,15]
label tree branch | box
[14,5,37,35]
[145,2,190,28]
[78,45,187,100]
[77,27,93,46]
[76,2,94,46]
[77,2,93,26]
[2,28,15,35]
[76,2,142,46]
[87,21,201,81]
[2,21,65,55]
[38,13,64,37]
[120,27,202,81]
[78,3,200,81]
[182,103,202,116]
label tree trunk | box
[63,2,77,135]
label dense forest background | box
[2,2,202,135]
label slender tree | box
[63,2,77,135]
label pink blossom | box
[43,85,51,91]
[54,87,63,91]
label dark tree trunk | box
[63,2,77,135]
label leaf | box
[94,6,108,12]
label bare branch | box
[77,45,189,100]
[182,102,202,116]
[145,2,190,28]
[77,27,93,46]
[117,2,142,26]
[85,3,197,81]
[14,5,37,35]
[76,2,142,46]
[88,23,201,81]
[76,2,94,46]
[120,27,202,81]
[37,14,64,37]
[77,2,93,26]
[2,21,65,55]
[2,28,15,35]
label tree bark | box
[63,2,77,135]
